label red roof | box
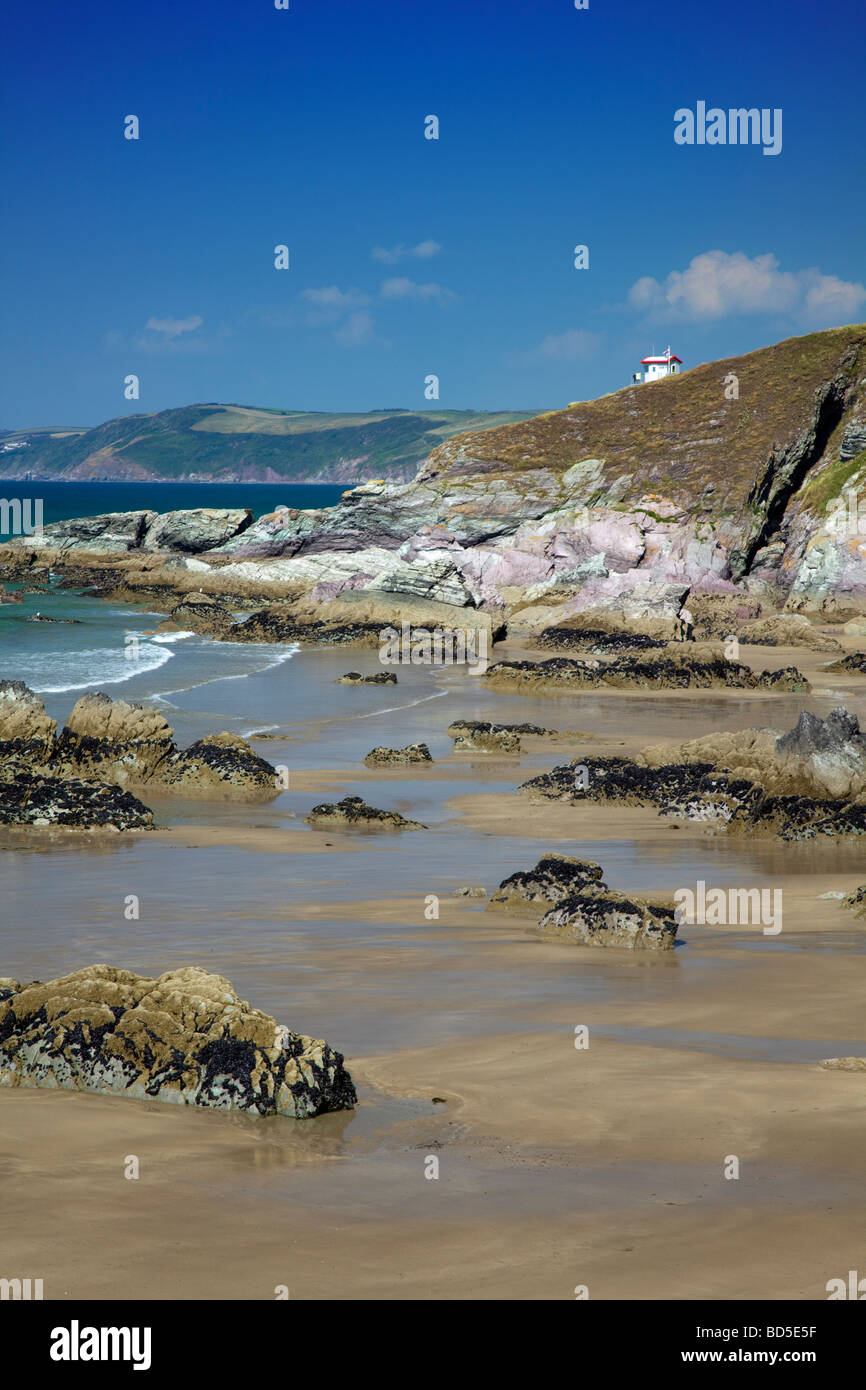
[641,353,682,365]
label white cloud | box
[371,240,442,264]
[301,286,371,325]
[522,329,599,361]
[379,276,456,303]
[333,311,377,346]
[143,314,203,339]
[628,251,866,324]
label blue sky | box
[2,0,864,427]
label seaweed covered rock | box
[363,743,433,767]
[448,721,521,753]
[483,645,809,694]
[337,671,397,685]
[538,891,679,950]
[167,593,235,637]
[536,626,667,654]
[0,965,356,1117]
[161,733,279,798]
[0,772,154,831]
[488,853,606,910]
[521,718,866,841]
[0,685,279,802]
[824,652,866,674]
[304,795,426,830]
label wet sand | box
[2,637,865,1299]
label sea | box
[0,480,345,709]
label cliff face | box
[205,326,865,615]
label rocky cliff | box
[4,327,866,621]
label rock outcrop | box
[0,965,356,1117]
[0,685,278,801]
[488,853,606,910]
[488,853,677,949]
[446,720,562,753]
[304,795,426,830]
[483,646,809,694]
[363,744,433,766]
[538,892,679,950]
[522,708,866,840]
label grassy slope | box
[428,326,866,521]
[1,406,542,482]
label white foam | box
[151,630,196,644]
[26,643,175,694]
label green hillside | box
[0,404,543,484]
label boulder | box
[24,511,155,553]
[488,853,606,910]
[160,733,280,798]
[0,965,356,1117]
[363,744,433,767]
[446,721,521,753]
[538,891,678,950]
[304,795,426,830]
[337,671,397,685]
[167,593,235,637]
[142,508,253,553]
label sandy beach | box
[2,627,865,1300]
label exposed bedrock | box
[363,744,433,766]
[0,965,356,1117]
[304,795,426,830]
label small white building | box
[632,348,682,384]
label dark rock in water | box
[447,720,521,753]
[336,671,397,685]
[304,795,426,830]
[824,652,866,674]
[845,885,866,915]
[0,771,153,830]
[447,720,559,751]
[537,626,667,653]
[24,613,82,624]
[539,891,678,950]
[775,707,865,758]
[0,965,356,1117]
[488,853,606,910]
[363,743,433,766]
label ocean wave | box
[151,630,196,644]
[23,643,175,695]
